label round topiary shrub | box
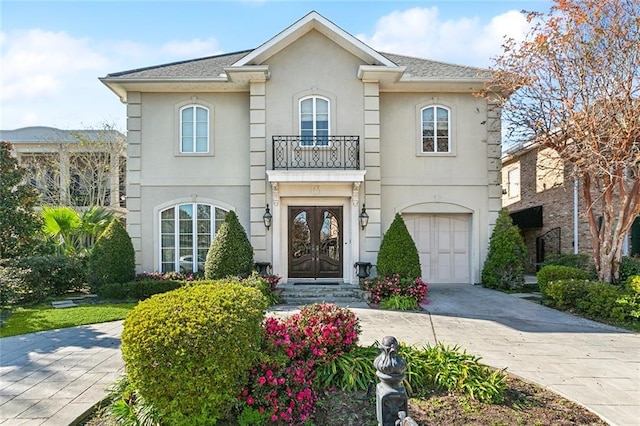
[205,210,254,279]
[537,265,592,294]
[87,219,135,289]
[376,213,421,280]
[481,208,527,290]
[121,282,268,424]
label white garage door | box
[404,214,471,284]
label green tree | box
[482,0,640,282]
[376,213,421,280]
[205,210,254,279]
[481,208,527,290]
[87,219,135,288]
[0,142,42,258]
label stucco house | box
[100,11,504,284]
[1,126,126,209]
[502,141,640,271]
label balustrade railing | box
[272,135,360,169]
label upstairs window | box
[300,96,329,146]
[180,105,209,153]
[421,106,450,153]
[507,167,520,198]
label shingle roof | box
[104,49,490,81]
[105,50,252,79]
[0,126,124,143]
[381,52,491,79]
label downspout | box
[573,173,579,254]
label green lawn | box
[0,303,136,337]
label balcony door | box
[288,206,342,279]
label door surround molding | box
[270,192,359,284]
[266,171,365,284]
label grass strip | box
[0,303,136,337]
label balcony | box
[272,136,360,170]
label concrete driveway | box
[355,283,640,426]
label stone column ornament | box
[374,336,408,426]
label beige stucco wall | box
[260,30,370,275]
[134,92,251,272]
[379,92,496,283]
[263,30,365,143]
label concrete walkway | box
[1,284,638,425]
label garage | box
[403,213,471,284]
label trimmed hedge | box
[204,211,254,279]
[625,275,640,294]
[541,253,595,272]
[542,279,639,324]
[376,213,421,280]
[619,256,640,284]
[481,208,527,290]
[96,279,183,301]
[536,265,592,293]
[121,282,267,424]
[88,219,135,289]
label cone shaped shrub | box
[481,208,527,290]
[87,219,135,288]
[376,213,421,280]
[205,210,254,279]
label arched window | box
[180,105,209,153]
[159,203,227,273]
[300,96,329,146]
[421,106,450,153]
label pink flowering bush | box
[264,303,361,362]
[362,274,428,305]
[237,303,361,424]
[262,274,281,293]
[238,360,317,425]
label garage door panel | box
[405,213,470,284]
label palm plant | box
[79,206,114,249]
[41,206,114,255]
[42,206,82,255]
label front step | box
[278,283,369,307]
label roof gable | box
[233,11,396,67]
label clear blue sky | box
[1,0,551,131]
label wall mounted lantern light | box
[359,204,369,230]
[263,204,273,230]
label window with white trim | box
[507,167,520,198]
[421,106,450,153]
[300,96,329,146]
[160,203,227,273]
[180,105,209,153]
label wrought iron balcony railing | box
[272,135,360,170]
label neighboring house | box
[100,11,504,284]
[502,141,640,271]
[0,126,126,209]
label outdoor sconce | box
[359,204,369,230]
[263,204,273,230]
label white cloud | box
[0,29,222,130]
[358,7,531,68]
[1,29,108,101]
